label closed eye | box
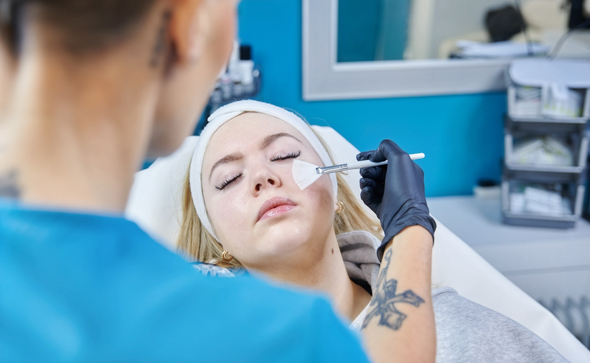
[216,173,242,190]
[215,151,300,190]
[270,151,301,162]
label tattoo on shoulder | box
[0,169,21,199]
[362,249,425,331]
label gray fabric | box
[432,287,568,363]
[338,231,380,332]
[337,231,381,289]
[338,231,568,363]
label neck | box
[253,232,372,322]
[0,42,15,149]
[0,48,160,213]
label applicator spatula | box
[292,153,425,191]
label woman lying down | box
[178,100,566,362]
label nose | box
[251,164,282,195]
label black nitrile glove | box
[358,139,436,261]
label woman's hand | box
[357,139,436,260]
[359,141,436,363]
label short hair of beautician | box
[3,0,236,159]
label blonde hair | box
[177,126,383,269]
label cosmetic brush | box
[292,153,425,191]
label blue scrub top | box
[0,202,370,362]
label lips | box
[257,197,297,222]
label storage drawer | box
[502,179,585,229]
[507,85,590,121]
[504,131,588,175]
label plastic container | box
[505,132,588,175]
[505,60,590,122]
[507,86,590,122]
[502,179,585,228]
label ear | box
[169,0,207,65]
[0,28,16,105]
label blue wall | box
[238,0,506,197]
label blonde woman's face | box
[202,113,337,270]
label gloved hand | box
[358,139,436,261]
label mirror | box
[336,0,585,62]
[303,0,590,100]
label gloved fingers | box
[356,150,374,161]
[359,178,383,196]
[359,141,435,247]
[360,179,384,210]
[360,165,386,181]
[370,139,409,163]
[360,186,377,207]
[413,163,425,177]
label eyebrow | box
[260,132,302,150]
[208,133,302,182]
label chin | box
[259,220,325,257]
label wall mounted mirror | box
[303,0,588,100]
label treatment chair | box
[126,127,590,363]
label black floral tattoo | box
[0,169,21,199]
[362,249,425,330]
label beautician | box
[0,0,435,361]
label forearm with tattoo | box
[362,249,425,330]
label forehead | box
[203,112,314,162]
[212,112,304,141]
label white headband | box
[189,100,338,240]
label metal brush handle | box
[317,153,425,174]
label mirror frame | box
[303,0,510,100]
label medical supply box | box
[503,59,589,228]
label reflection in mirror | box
[337,0,590,62]
[337,0,411,62]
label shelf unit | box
[502,86,589,229]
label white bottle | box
[239,45,255,94]
[220,74,232,100]
[228,40,241,83]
